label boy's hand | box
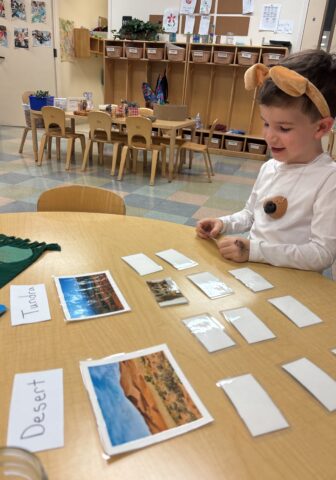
[216,236,250,263]
[196,218,223,239]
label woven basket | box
[106,45,122,58]
[167,47,185,61]
[247,142,267,154]
[213,51,234,64]
[125,46,143,59]
[191,50,211,63]
[225,139,243,151]
[262,52,285,66]
[237,51,259,66]
[146,47,164,60]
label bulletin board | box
[215,16,250,36]
[217,0,243,14]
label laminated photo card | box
[187,272,233,299]
[156,249,198,270]
[54,270,130,321]
[182,313,236,352]
[80,344,213,456]
[146,277,188,307]
[228,267,274,292]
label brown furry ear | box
[244,63,269,90]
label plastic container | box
[0,447,48,479]
[195,113,202,129]
[29,95,54,111]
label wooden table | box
[1,212,335,480]
[30,111,195,181]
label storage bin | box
[167,47,185,61]
[262,52,285,66]
[191,50,211,63]
[237,51,259,65]
[125,46,143,59]
[207,137,221,148]
[106,45,122,58]
[29,95,54,111]
[225,139,243,151]
[213,51,234,64]
[247,142,267,154]
[146,47,164,60]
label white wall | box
[109,0,309,52]
[57,0,107,106]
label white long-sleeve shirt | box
[219,153,336,271]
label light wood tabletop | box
[0,212,335,480]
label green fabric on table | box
[0,234,61,288]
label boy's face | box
[260,104,325,164]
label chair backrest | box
[126,116,152,148]
[87,111,112,142]
[139,107,154,117]
[37,185,126,215]
[41,106,66,135]
[208,118,219,144]
[22,91,34,104]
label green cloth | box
[0,234,61,288]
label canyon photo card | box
[80,344,213,456]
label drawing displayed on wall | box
[59,18,74,62]
[0,25,8,46]
[259,3,281,31]
[163,8,179,33]
[14,27,28,48]
[11,0,27,20]
[0,0,6,18]
[31,1,46,23]
[184,14,195,34]
[32,29,51,46]
[180,0,196,15]
[200,0,212,15]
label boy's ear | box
[315,116,334,138]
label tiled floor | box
[0,125,261,224]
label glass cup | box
[0,447,48,479]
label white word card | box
[122,253,163,276]
[10,284,51,326]
[217,374,289,436]
[282,358,336,412]
[183,313,236,352]
[221,307,276,344]
[7,369,64,452]
[187,272,233,299]
[268,296,322,328]
[156,249,198,270]
[229,267,273,292]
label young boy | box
[196,49,336,272]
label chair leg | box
[19,127,29,154]
[98,142,104,165]
[111,142,120,176]
[150,150,159,186]
[132,150,138,173]
[174,146,181,177]
[207,150,214,176]
[202,151,212,183]
[81,139,92,171]
[161,146,167,177]
[65,138,75,170]
[117,146,129,181]
[188,150,193,169]
[47,137,52,159]
[37,133,48,166]
[143,151,147,170]
[80,135,86,157]
[56,138,61,161]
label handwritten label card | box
[7,369,64,452]
[10,284,51,326]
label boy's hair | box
[258,49,336,119]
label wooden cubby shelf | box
[75,35,288,160]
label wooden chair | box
[81,111,126,175]
[117,116,166,186]
[174,119,218,182]
[37,106,85,170]
[37,184,125,215]
[19,90,50,155]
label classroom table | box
[30,111,195,181]
[0,212,335,480]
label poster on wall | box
[59,18,74,62]
[184,14,195,34]
[200,0,212,15]
[199,15,210,35]
[163,8,179,33]
[11,0,27,20]
[243,0,254,14]
[31,1,46,23]
[0,25,8,46]
[0,0,6,18]
[180,0,196,15]
[14,27,28,48]
[32,29,51,46]
[259,3,281,31]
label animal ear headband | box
[244,63,331,118]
